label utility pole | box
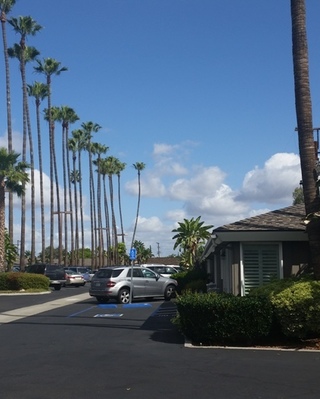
[156,242,160,257]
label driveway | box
[0,290,320,399]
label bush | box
[174,268,208,294]
[183,279,207,293]
[174,291,273,345]
[0,272,50,291]
[249,278,320,339]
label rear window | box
[95,268,123,278]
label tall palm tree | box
[44,106,63,263]
[8,43,40,266]
[27,81,48,262]
[291,0,320,279]
[81,122,101,268]
[92,142,108,267]
[56,106,79,265]
[69,164,80,263]
[0,0,16,244]
[172,216,213,268]
[0,147,29,272]
[34,57,67,263]
[114,159,126,244]
[131,162,146,249]
[105,156,119,264]
[99,157,111,265]
[71,129,86,265]
[8,16,42,266]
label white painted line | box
[0,292,90,325]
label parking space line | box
[68,306,96,318]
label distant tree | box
[172,216,213,268]
[34,57,68,263]
[132,240,153,264]
[131,162,146,248]
[293,186,304,205]
[27,81,49,262]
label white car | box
[140,264,181,278]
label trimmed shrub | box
[0,272,50,291]
[183,279,207,293]
[249,278,320,339]
[174,292,273,345]
[174,268,208,294]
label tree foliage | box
[172,216,213,268]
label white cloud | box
[237,153,301,203]
[125,175,166,197]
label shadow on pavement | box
[140,301,184,345]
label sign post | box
[129,248,137,303]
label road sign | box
[129,248,137,260]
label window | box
[242,244,280,295]
[141,268,156,278]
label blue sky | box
[1,0,320,257]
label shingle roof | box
[214,204,306,233]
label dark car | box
[89,266,177,304]
[26,264,66,291]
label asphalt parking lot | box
[1,288,320,399]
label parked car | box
[64,270,86,287]
[140,264,182,278]
[89,266,177,304]
[26,264,66,290]
[65,266,94,282]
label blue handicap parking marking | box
[98,304,118,309]
[122,303,152,309]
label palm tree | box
[34,57,67,262]
[99,157,111,265]
[27,81,48,262]
[131,162,146,248]
[0,0,16,244]
[8,16,42,266]
[56,106,79,265]
[71,129,86,265]
[291,0,320,279]
[114,159,126,244]
[172,216,213,268]
[0,147,29,272]
[92,143,108,267]
[106,156,120,264]
[81,122,101,267]
[69,165,80,263]
[44,106,63,263]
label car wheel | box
[54,285,61,291]
[118,288,130,304]
[164,284,176,301]
[96,296,109,304]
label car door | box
[126,268,146,298]
[141,268,163,296]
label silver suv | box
[89,266,177,304]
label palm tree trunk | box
[35,99,45,262]
[78,151,85,266]
[103,175,111,266]
[291,0,320,279]
[1,9,14,244]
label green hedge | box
[174,292,273,345]
[250,278,320,339]
[173,268,208,294]
[0,272,50,291]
